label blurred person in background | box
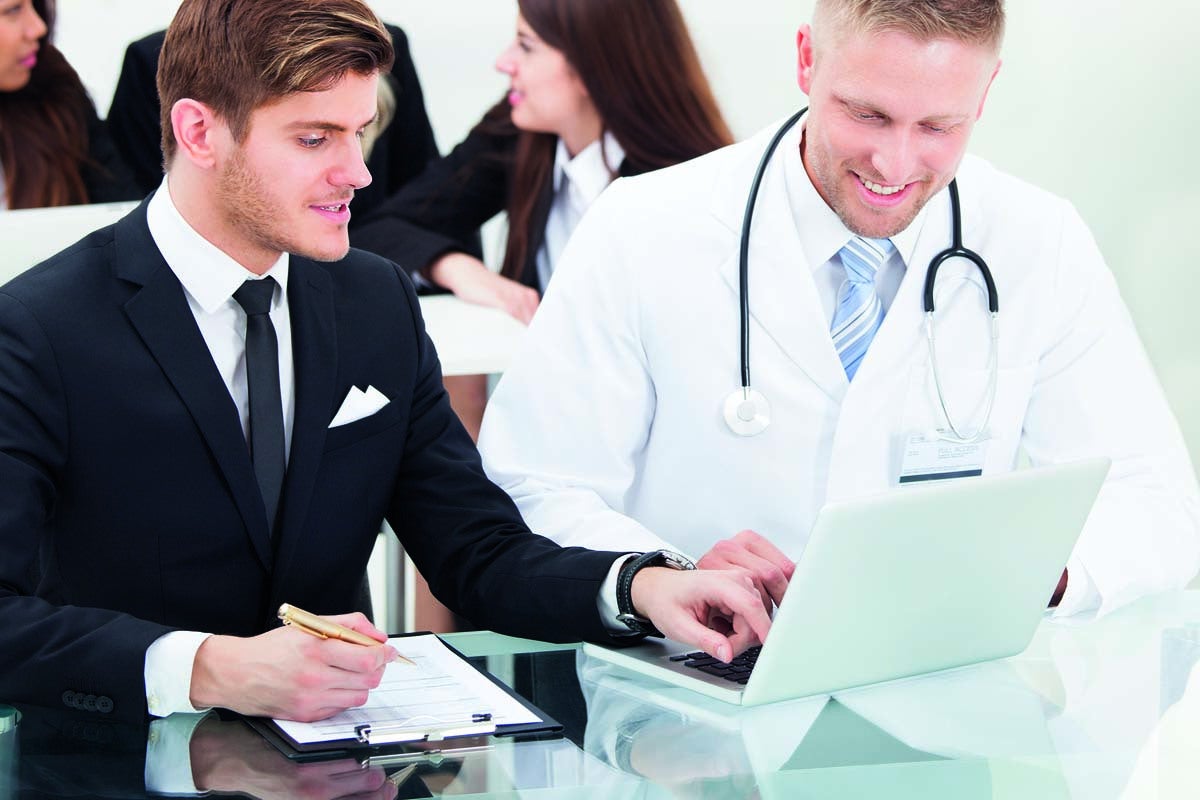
[0,0,137,210]
[352,0,734,440]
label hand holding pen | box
[189,607,406,722]
[279,603,414,665]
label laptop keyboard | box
[668,646,762,685]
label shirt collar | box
[146,176,290,314]
[782,118,931,272]
[552,131,625,201]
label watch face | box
[659,551,696,570]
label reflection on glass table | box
[575,591,1200,799]
[5,591,1200,798]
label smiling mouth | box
[858,176,905,196]
[313,202,349,213]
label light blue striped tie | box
[831,236,895,381]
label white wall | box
[56,1,1200,465]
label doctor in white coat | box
[479,0,1200,621]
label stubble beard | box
[215,148,350,264]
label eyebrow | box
[835,94,967,126]
[285,114,379,133]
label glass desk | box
[4,590,1200,798]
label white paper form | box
[273,634,541,745]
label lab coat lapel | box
[114,205,273,570]
[269,259,337,593]
[711,129,847,402]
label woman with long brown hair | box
[0,0,137,210]
[353,0,732,441]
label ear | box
[169,98,223,169]
[796,24,816,94]
[975,59,1002,120]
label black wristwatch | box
[616,550,696,637]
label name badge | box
[899,431,989,484]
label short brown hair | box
[815,0,1005,52]
[157,0,394,164]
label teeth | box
[862,179,903,196]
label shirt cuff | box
[144,630,214,717]
[1052,557,1101,618]
[598,554,639,633]
[144,711,211,795]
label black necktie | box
[233,278,285,535]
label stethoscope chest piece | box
[724,387,771,436]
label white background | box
[56,0,1200,466]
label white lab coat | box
[479,120,1200,618]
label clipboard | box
[247,632,562,761]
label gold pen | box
[277,603,415,665]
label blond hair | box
[814,0,1005,52]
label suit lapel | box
[114,203,273,569]
[270,259,337,589]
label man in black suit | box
[107,22,442,224]
[0,0,768,724]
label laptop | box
[583,458,1110,706]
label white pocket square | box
[329,385,390,428]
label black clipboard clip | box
[353,713,495,745]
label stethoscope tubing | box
[733,111,1001,442]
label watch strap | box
[615,550,695,637]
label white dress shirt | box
[536,132,625,289]
[142,178,295,717]
[784,126,918,323]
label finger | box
[731,550,790,608]
[284,693,372,723]
[702,544,789,608]
[735,530,796,578]
[319,763,391,797]
[721,581,774,646]
[504,300,533,325]
[326,612,388,643]
[316,640,393,679]
[513,301,535,326]
[665,612,738,664]
[509,292,538,325]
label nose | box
[332,138,372,192]
[869,128,919,186]
[495,43,518,76]
[26,5,48,40]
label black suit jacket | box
[353,117,640,294]
[0,200,625,722]
[106,25,440,213]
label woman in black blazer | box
[353,0,732,439]
[356,0,732,312]
[0,0,138,209]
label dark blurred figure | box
[0,0,138,209]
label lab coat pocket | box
[900,363,1037,475]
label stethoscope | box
[723,108,1000,443]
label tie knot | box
[839,236,894,284]
[233,277,276,317]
